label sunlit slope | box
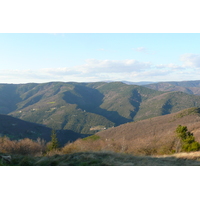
[1,82,200,134]
[9,82,115,134]
[60,107,200,155]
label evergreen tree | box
[47,129,59,151]
[176,125,200,152]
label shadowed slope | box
[0,114,88,146]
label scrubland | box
[1,134,200,166]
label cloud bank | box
[1,54,200,83]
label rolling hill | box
[63,107,200,155]
[1,81,200,135]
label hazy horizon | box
[1,79,200,85]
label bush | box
[175,125,200,152]
[0,136,46,156]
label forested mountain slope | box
[0,114,87,146]
[1,82,200,134]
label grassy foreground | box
[1,151,200,166]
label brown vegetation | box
[1,151,200,166]
[0,137,46,156]
[3,107,198,159]
[62,108,200,156]
[2,107,200,165]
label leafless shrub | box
[0,136,17,154]
[0,137,47,156]
[61,142,80,154]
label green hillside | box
[1,81,200,135]
[0,114,87,146]
[134,91,200,121]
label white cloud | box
[155,63,185,70]
[0,59,153,83]
[2,55,200,84]
[82,59,152,73]
[41,67,80,76]
[180,53,200,68]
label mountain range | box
[1,80,200,144]
[144,80,200,95]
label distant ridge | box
[144,80,200,95]
[122,81,156,85]
[103,80,156,85]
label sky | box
[1,33,200,84]
[1,0,200,85]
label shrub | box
[16,138,44,155]
[175,125,200,152]
[0,136,46,156]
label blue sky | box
[1,33,200,83]
[1,0,200,84]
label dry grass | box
[158,151,200,160]
[1,135,200,166]
[2,151,200,166]
[0,137,46,156]
[60,108,200,156]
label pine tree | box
[47,129,59,151]
[176,125,200,152]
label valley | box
[2,81,200,136]
[1,80,200,165]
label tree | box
[47,129,59,151]
[175,125,200,152]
